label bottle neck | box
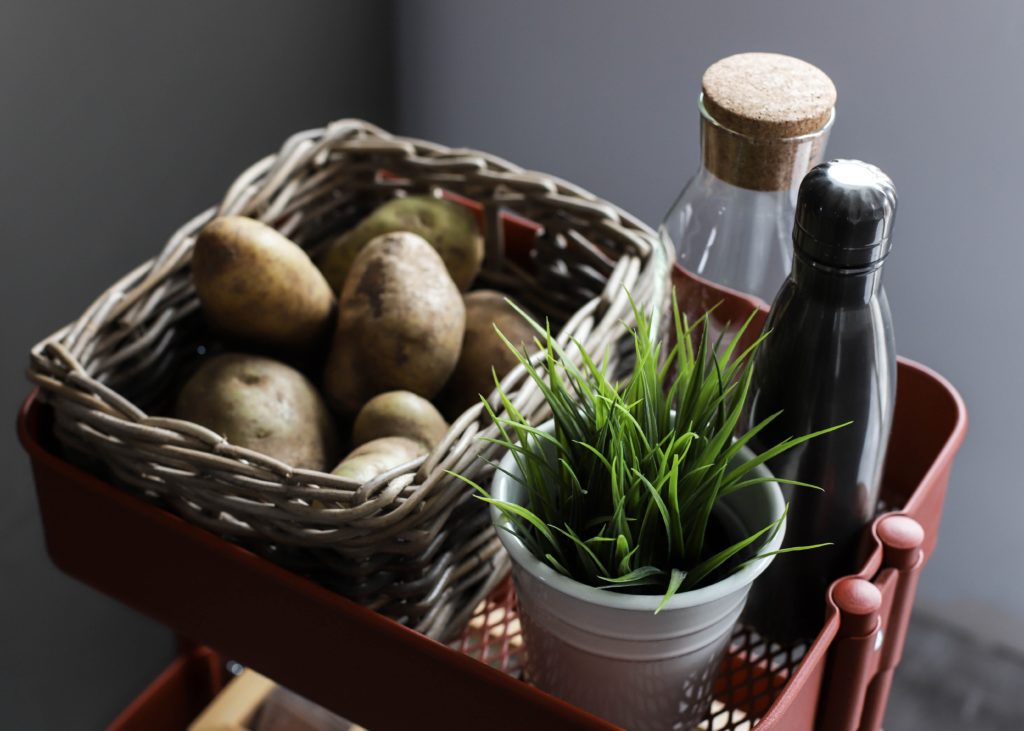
[790,250,886,305]
[699,96,833,193]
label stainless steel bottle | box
[746,159,898,642]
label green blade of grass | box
[656,569,687,613]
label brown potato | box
[192,216,335,349]
[353,391,449,449]
[176,353,338,471]
[330,436,426,483]
[323,232,466,413]
[440,290,537,416]
[317,196,484,292]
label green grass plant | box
[454,296,842,611]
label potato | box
[176,353,339,471]
[440,290,537,415]
[352,391,449,449]
[192,216,335,349]
[331,436,427,483]
[323,232,466,413]
[318,196,484,292]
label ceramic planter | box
[490,422,786,730]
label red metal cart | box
[18,262,966,731]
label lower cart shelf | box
[107,626,807,731]
[107,647,226,731]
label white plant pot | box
[490,422,786,731]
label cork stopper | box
[703,53,836,138]
[700,53,836,191]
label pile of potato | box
[177,196,535,481]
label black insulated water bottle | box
[746,159,898,643]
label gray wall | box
[1,2,393,729]
[394,0,1024,648]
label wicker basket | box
[28,119,671,640]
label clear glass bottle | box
[661,53,836,312]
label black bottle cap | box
[793,159,897,269]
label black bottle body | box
[746,253,896,640]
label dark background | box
[4,1,1022,728]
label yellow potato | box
[176,353,339,471]
[318,196,484,292]
[323,232,466,413]
[192,216,335,349]
[440,290,537,416]
[353,391,449,449]
[331,436,427,483]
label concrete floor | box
[885,612,1024,730]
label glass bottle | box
[661,53,835,318]
[746,159,898,642]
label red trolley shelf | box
[107,647,227,731]
[19,268,967,731]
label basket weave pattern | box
[28,119,670,639]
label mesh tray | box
[455,578,804,731]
